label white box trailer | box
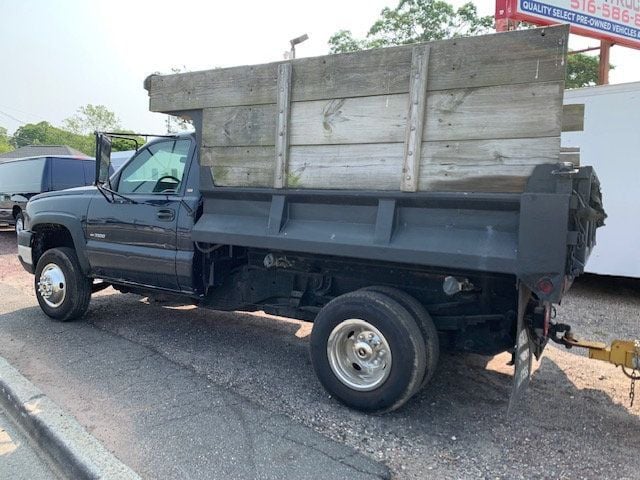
[563,82,640,278]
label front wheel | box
[310,290,427,413]
[14,212,24,234]
[34,247,91,321]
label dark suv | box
[0,155,97,232]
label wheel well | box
[32,224,75,267]
[12,206,21,219]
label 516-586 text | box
[571,0,640,26]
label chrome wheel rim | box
[37,263,66,308]
[15,218,23,234]
[327,319,392,391]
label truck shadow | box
[1,290,638,475]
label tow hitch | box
[550,323,640,406]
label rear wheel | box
[34,247,91,321]
[310,290,427,413]
[361,286,440,390]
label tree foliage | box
[0,127,13,154]
[329,0,606,87]
[11,121,140,156]
[329,0,493,53]
[566,52,612,89]
[12,121,94,154]
[63,104,121,135]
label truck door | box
[85,138,193,290]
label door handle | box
[157,209,175,221]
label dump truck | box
[18,25,634,413]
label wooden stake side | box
[275,63,292,188]
[401,46,430,192]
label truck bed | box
[192,164,604,303]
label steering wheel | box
[154,175,181,193]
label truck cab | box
[84,134,199,292]
[18,133,200,294]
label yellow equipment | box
[561,333,640,406]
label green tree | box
[0,127,13,154]
[566,52,612,89]
[328,0,608,87]
[328,0,493,53]
[63,104,121,135]
[12,121,94,155]
[110,131,147,152]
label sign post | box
[599,40,612,84]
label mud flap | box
[508,284,533,415]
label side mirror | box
[95,133,112,185]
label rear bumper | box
[17,230,33,274]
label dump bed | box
[144,25,604,302]
[145,25,577,193]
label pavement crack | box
[263,423,389,479]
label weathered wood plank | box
[203,137,560,189]
[148,26,568,112]
[423,81,562,141]
[202,82,562,147]
[148,63,279,112]
[201,146,275,187]
[202,105,276,147]
[290,95,406,145]
[287,144,403,190]
[286,137,558,190]
[274,63,292,188]
[402,45,430,192]
[418,138,560,191]
[562,104,585,132]
[419,170,532,192]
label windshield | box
[116,139,190,194]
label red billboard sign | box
[496,0,640,49]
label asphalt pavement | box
[0,228,638,479]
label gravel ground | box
[0,227,638,479]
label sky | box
[2,0,640,135]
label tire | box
[14,212,24,234]
[310,290,427,413]
[361,286,440,391]
[34,247,91,322]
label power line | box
[0,104,41,120]
[0,109,27,125]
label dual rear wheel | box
[310,287,439,413]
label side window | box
[83,161,96,185]
[0,158,46,193]
[51,158,87,190]
[117,139,190,194]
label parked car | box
[0,155,97,233]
